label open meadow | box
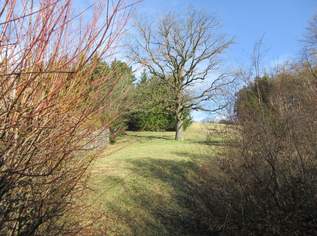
[82,123,223,235]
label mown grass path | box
[84,123,222,235]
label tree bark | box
[175,115,183,141]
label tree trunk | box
[175,116,183,141]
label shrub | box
[0,1,131,235]
[193,68,317,235]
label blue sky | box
[137,0,316,65]
[134,0,317,121]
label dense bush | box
[127,110,192,132]
[0,1,131,235]
[127,111,174,131]
[193,67,317,235]
[234,75,274,121]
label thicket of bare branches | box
[0,0,133,235]
[192,61,317,235]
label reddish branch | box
[0,0,137,234]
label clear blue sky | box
[137,0,316,65]
[135,0,317,121]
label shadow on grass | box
[128,133,228,148]
[128,133,174,141]
[101,152,219,236]
[205,139,228,147]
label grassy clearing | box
[83,123,223,235]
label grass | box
[83,123,223,235]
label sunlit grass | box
[83,123,223,235]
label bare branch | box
[130,10,232,140]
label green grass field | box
[84,123,223,235]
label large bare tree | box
[131,10,233,140]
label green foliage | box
[90,63,192,136]
[127,74,192,131]
[90,59,135,142]
[234,75,274,121]
[127,111,174,131]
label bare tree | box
[302,13,317,81]
[130,10,233,140]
